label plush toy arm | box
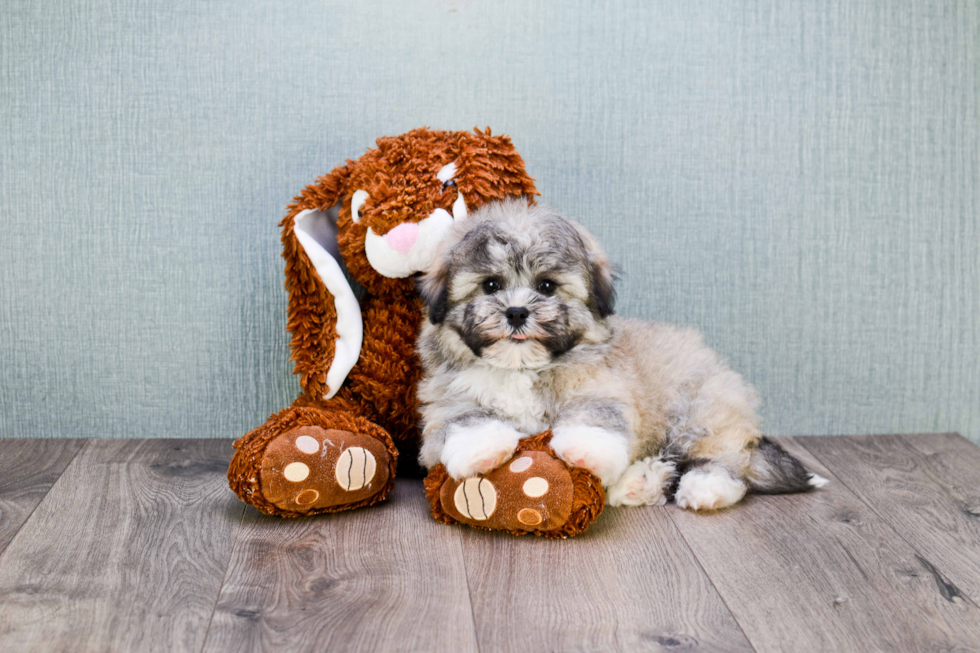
[291,209,362,398]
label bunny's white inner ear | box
[293,208,363,398]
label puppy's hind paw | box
[606,455,676,507]
[674,467,747,511]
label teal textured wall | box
[1,1,977,442]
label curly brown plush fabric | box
[228,127,604,538]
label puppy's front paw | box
[550,425,630,486]
[674,468,747,511]
[606,455,676,506]
[441,421,523,480]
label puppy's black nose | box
[505,306,529,328]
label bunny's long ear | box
[280,163,363,400]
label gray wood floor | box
[0,435,978,653]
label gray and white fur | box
[416,198,827,510]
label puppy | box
[416,198,826,510]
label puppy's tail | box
[748,437,829,494]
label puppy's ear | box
[417,264,451,324]
[589,257,617,318]
[572,222,617,318]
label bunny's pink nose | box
[385,222,419,254]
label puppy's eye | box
[537,279,557,295]
[441,179,457,192]
[482,278,501,294]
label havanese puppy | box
[416,198,827,510]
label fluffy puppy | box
[416,198,826,510]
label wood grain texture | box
[203,479,479,653]
[0,439,84,556]
[667,437,980,653]
[0,439,244,653]
[460,502,753,653]
[4,435,980,652]
[800,433,980,605]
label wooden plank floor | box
[0,435,978,653]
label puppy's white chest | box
[453,366,549,433]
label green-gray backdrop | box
[2,1,977,442]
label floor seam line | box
[456,528,482,653]
[198,501,249,653]
[661,505,759,653]
[0,439,90,563]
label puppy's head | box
[419,198,616,370]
